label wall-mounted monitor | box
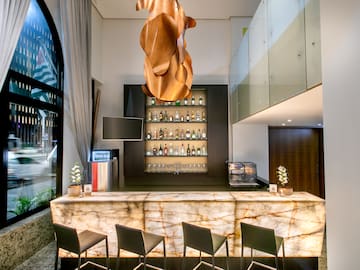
[103,116,144,141]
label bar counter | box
[50,191,325,258]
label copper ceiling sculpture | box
[136,0,196,102]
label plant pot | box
[278,186,293,196]
[67,185,81,197]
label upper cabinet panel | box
[248,0,270,114]
[268,0,306,105]
[305,0,321,88]
[230,0,322,123]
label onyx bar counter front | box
[51,191,325,258]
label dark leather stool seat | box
[53,223,109,270]
[115,224,166,270]
[240,222,285,270]
[182,222,229,270]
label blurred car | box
[7,151,52,182]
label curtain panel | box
[0,0,30,91]
[60,0,92,175]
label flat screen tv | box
[103,116,144,141]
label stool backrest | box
[182,222,214,254]
[53,223,80,254]
[115,224,145,255]
[240,222,277,255]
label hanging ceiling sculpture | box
[136,0,196,102]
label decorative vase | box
[67,185,81,197]
[278,186,293,196]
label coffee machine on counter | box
[227,161,258,187]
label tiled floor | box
[14,241,57,270]
[14,236,327,270]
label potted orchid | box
[276,165,293,196]
[67,162,82,197]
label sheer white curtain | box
[0,0,30,91]
[60,0,92,175]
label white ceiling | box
[92,0,323,127]
[91,0,261,19]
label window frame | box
[0,0,64,228]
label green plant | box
[9,196,35,216]
[33,188,56,207]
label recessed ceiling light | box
[287,119,292,122]
[281,123,286,126]
[317,123,322,127]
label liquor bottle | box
[202,128,207,139]
[186,111,190,122]
[159,111,163,121]
[168,128,173,139]
[191,145,196,156]
[197,147,201,156]
[180,144,185,156]
[186,129,191,139]
[146,131,152,140]
[163,128,168,139]
[153,128,158,139]
[159,128,164,139]
[151,97,155,105]
[147,111,152,121]
[159,144,163,156]
[164,110,168,121]
[191,96,195,105]
[175,111,180,121]
[169,143,174,155]
[191,111,195,121]
[153,145,157,156]
[187,144,191,156]
[196,111,201,121]
[164,144,168,156]
[202,144,207,155]
[199,96,203,105]
[202,111,206,121]
[184,98,188,105]
[197,129,201,139]
[191,130,197,139]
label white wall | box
[94,18,232,185]
[91,5,103,82]
[232,123,269,179]
[320,1,360,269]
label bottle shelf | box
[144,90,208,174]
[145,120,207,123]
[146,104,206,108]
[145,154,208,157]
[145,138,208,141]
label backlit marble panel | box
[50,191,325,258]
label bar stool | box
[240,222,285,270]
[53,223,109,270]
[182,222,229,270]
[115,224,166,270]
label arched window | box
[0,0,63,227]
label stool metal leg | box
[55,247,59,270]
[115,249,120,270]
[163,239,167,270]
[225,239,229,270]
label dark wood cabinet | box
[124,84,228,187]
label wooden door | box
[269,127,324,198]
